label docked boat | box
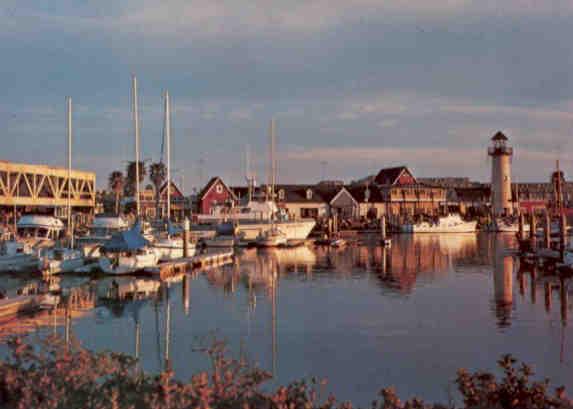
[483,217,530,233]
[153,236,196,260]
[98,222,159,275]
[0,215,64,273]
[76,215,130,258]
[199,200,316,244]
[400,214,477,233]
[38,247,85,275]
[256,227,288,247]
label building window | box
[215,184,223,194]
[278,189,285,200]
[306,189,313,200]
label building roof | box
[491,131,508,141]
[374,166,416,186]
[198,177,237,201]
[346,185,384,202]
[275,184,329,203]
[159,180,184,198]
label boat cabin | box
[16,215,64,240]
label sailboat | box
[151,91,196,260]
[256,120,287,248]
[38,97,84,275]
[98,76,159,275]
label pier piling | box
[544,211,551,249]
[183,217,190,258]
[530,211,537,244]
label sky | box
[1,1,573,191]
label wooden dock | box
[145,251,234,280]
[0,295,39,321]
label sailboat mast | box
[165,91,171,221]
[132,75,141,218]
[66,96,72,238]
[272,119,276,200]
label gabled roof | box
[159,180,184,198]
[198,177,237,201]
[374,166,417,186]
[346,185,384,202]
[328,187,359,206]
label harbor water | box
[0,233,571,405]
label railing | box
[488,146,513,156]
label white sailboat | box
[99,221,159,275]
[98,76,159,275]
[256,119,288,248]
[38,97,85,275]
[151,91,196,260]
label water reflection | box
[1,234,573,404]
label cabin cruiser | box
[76,215,130,258]
[98,222,159,275]
[0,215,64,273]
[400,214,477,233]
[198,201,315,244]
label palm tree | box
[108,171,125,215]
[149,162,167,219]
[124,161,147,198]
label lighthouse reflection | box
[492,234,515,327]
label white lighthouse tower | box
[488,131,513,216]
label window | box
[278,189,285,200]
[306,189,313,200]
[215,184,223,194]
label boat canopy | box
[17,215,64,230]
[102,221,149,252]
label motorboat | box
[400,214,477,233]
[0,215,64,273]
[256,227,288,247]
[38,247,85,275]
[98,222,159,275]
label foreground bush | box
[0,336,571,408]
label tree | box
[149,162,167,219]
[124,161,147,198]
[108,171,125,215]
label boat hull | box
[236,220,315,242]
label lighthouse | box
[488,131,513,216]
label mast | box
[66,97,72,240]
[164,91,171,221]
[132,75,141,218]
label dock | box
[145,251,234,280]
[0,295,39,321]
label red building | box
[197,177,237,215]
